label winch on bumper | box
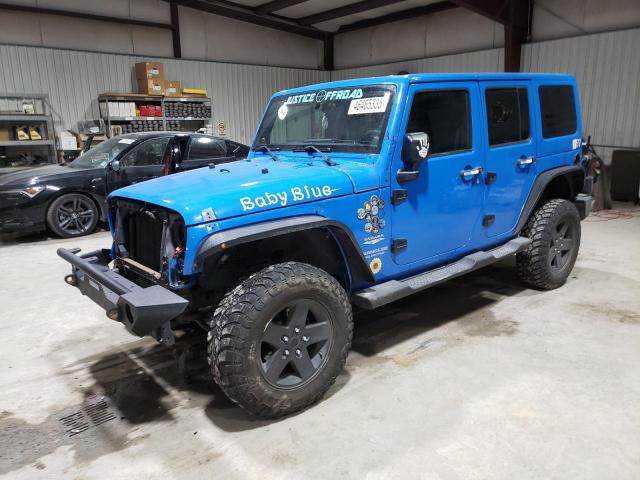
[57,247,188,345]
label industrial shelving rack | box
[98,93,212,138]
[0,93,56,166]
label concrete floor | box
[1,206,639,479]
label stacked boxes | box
[135,62,164,95]
[163,80,181,97]
[134,62,181,97]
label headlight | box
[4,185,46,198]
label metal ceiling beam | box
[450,0,530,72]
[169,0,325,39]
[338,1,457,33]
[255,0,310,15]
[170,1,182,58]
[0,2,173,30]
[298,0,408,26]
[503,0,530,72]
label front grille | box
[112,199,186,278]
[124,210,164,272]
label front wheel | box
[208,262,353,418]
[46,193,99,238]
[517,198,581,290]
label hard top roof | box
[276,72,576,98]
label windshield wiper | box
[257,144,280,161]
[293,145,337,166]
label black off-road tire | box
[517,198,581,290]
[46,193,99,238]
[208,262,353,418]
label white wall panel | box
[179,6,323,69]
[334,8,502,70]
[0,44,329,145]
[523,27,640,163]
[331,48,504,80]
[0,1,323,69]
[532,0,640,42]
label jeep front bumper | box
[57,248,188,345]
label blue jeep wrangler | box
[59,73,593,417]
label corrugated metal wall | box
[2,26,638,159]
[0,44,329,145]
[330,48,504,80]
[523,27,640,163]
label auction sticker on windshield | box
[348,92,390,115]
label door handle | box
[517,156,536,167]
[460,166,483,180]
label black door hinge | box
[485,172,497,185]
[392,238,408,253]
[392,189,408,205]
[483,214,495,227]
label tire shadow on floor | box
[68,260,533,431]
[351,260,533,358]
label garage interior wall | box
[0,0,638,157]
[331,27,640,164]
[0,0,324,69]
[0,44,329,145]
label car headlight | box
[4,185,46,198]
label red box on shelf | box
[139,105,150,116]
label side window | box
[120,137,170,167]
[485,87,530,146]
[406,90,471,155]
[539,86,577,138]
[186,136,227,161]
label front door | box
[480,81,537,237]
[391,82,485,266]
[107,136,171,192]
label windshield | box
[254,85,396,154]
[67,137,135,168]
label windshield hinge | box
[392,238,408,253]
[392,189,408,205]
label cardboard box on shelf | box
[58,131,77,150]
[137,78,163,96]
[135,62,164,81]
[163,80,181,97]
[182,88,208,96]
[0,126,11,141]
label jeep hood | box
[109,158,357,225]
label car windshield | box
[67,137,135,168]
[253,85,396,154]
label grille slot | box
[124,210,164,272]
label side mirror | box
[397,132,429,183]
[110,159,122,173]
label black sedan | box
[0,132,248,237]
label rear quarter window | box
[539,86,577,138]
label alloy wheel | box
[56,197,95,236]
[259,299,333,389]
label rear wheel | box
[517,199,581,289]
[208,262,352,418]
[46,193,99,238]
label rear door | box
[480,81,536,237]
[391,81,486,265]
[177,135,235,172]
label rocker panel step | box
[352,237,531,309]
